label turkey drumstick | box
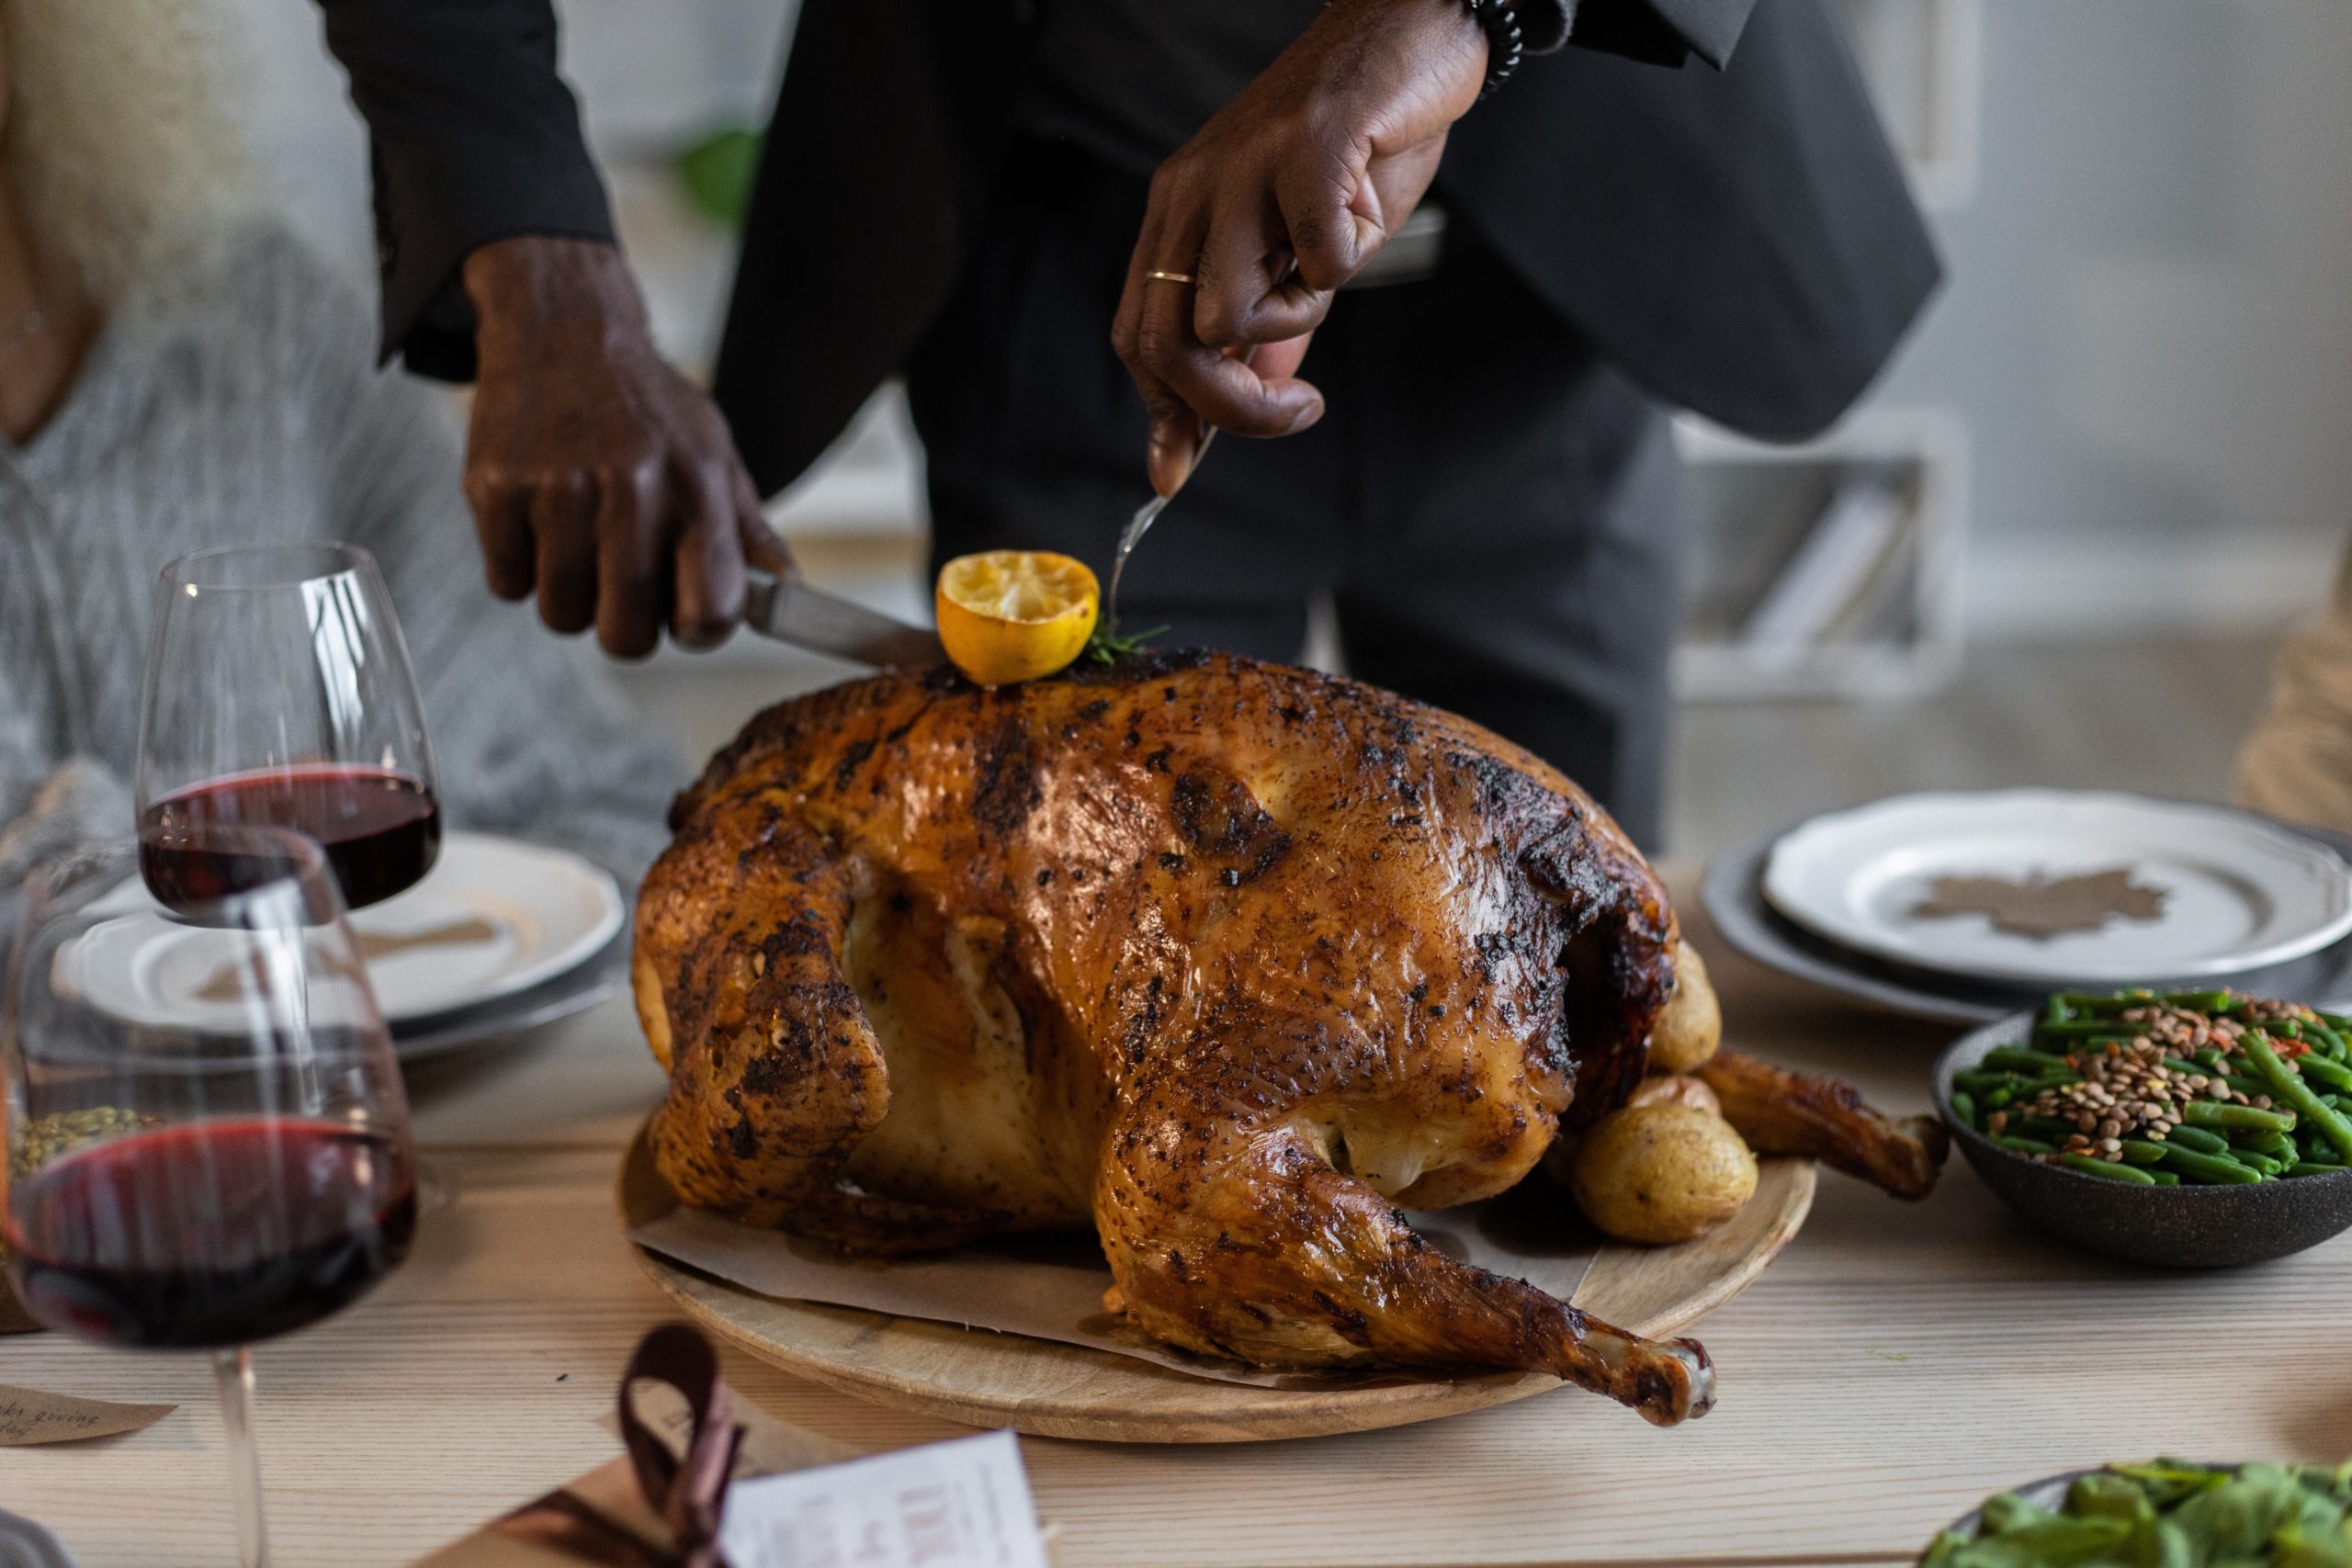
[1699,1050,1950,1201]
[1649,942,1949,1201]
[1102,1021,1713,1425]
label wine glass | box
[137,543,441,914]
[2,835,418,1568]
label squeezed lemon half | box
[934,550,1101,686]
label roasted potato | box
[1647,940,1722,1074]
[1539,1077,1721,1187]
[1626,1075,1723,1116]
[1568,1101,1758,1245]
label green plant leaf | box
[674,127,763,229]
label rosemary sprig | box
[1084,620,1170,666]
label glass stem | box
[213,1346,270,1568]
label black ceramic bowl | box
[1935,1016,2352,1267]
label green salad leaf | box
[1931,1465,2352,1568]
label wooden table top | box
[6,869,2348,1567]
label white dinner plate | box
[57,832,624,1031]
[1760,790,2352,987]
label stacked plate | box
[1702,790,2352,1023]
[62,833,629,1061]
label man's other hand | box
[459,237,795,658]
[1112,0,1488,496]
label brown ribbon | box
[495,1325,746,1568]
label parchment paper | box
[625,1147,1599,1388]
[0,1384,175,1446]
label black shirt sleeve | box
[1561,0,1758,68]
[1514,0,1577,51]
[316,0,616,379]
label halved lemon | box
[934,550,1101,687]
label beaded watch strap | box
[1462,0,1526,97]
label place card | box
[416,1370,1060,1568]
[0,1384,175,1446]
[718,1431,1049,1568]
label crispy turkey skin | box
[635,650,1712,1420]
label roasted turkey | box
[633,650,1944,1425]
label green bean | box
[2290,1160,2349,1179]
[2298,1052,2352,1093]
[2161,1055,2205,1077]
[2216,1073,2269,1098]
[2118,1139,2169,1166]
[2053,991,2151,1016]
[2305,1020,2350,1061]
[2195,1046,2231,1070]
[2164,1123,2231,1155]
[2238,1152,2288,1178]
[1996,1135,2057,1156]
[2319,1010,2352,1033]
[2008,1114,2076,1142]
[2232,1129,2298,1160]
[1984,1044,2073,1074]
[2182,1101,2297,1134]
[2034,1020,2142,1041]
[2147,1169,2181,1185]
[1949,1089,1977,1128]
[2061,1153,2157,1184]
[2245,1032,2352,1163]
[1955,1068,2078,1099]
[2163,989,2235,1013]
[1983,1086,2017,1111]
[2158,1145,2266,1184]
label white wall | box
[210,0,791,352]
[1867,0,2352,637]
[216,0,2352,643]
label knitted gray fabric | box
[0,224,685,885]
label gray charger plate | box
[390,923,628,1062]
[1702,812,2352,1025]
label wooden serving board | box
[618,1127,1813,1444]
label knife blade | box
[741,572,946,670]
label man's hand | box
[459,236,794,658]
[1112,0,1488,495]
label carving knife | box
[741,572,946,670]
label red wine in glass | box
[139,543,442,921]
[7,838,415,1568]
[140,763,441,912]
[4,1118,416,1351]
